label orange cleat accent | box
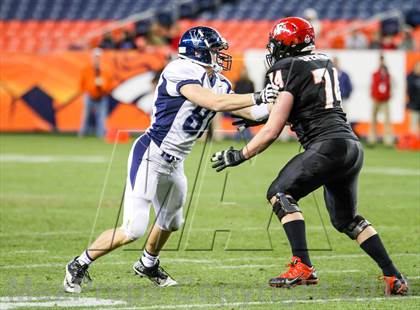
[382,275,409,295]
[269,256,318,288]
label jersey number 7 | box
[312,68,342,109]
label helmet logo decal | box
[304,34,311,43]
[189,29,202,47]
[273,22,289,36]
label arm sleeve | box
[163,60,205,96]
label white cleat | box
[133,260,177,287]
[63,257,92,293]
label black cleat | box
[63,257,92,293]
[133,260,177,287]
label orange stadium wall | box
[0,50,418,136]
[0,50,167,132]
[0,50,244,133]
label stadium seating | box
[0,0,419,52]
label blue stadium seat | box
[0,0,418,22]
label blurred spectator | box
[369,31,382,49]
[407,62,420,136]
[136,71,161,115]
[99,32,117,49]
[381,35,397,50]
[380,17,401,37]
[345,29,368,49]
[399,29,416,50]
[303,8,322,38]
[118,30,137,49]
[233,67,256,140]
[333,57,352,113]
[368,54,393,146]
[235,67,255,94]
[147,11,181,51]
[79,48,114,137]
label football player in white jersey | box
[64,26,277,292]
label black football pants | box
[266,139,364,231]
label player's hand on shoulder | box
[211,147,246,172]
[253,83,279,105]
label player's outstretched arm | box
[242,91,294,159]
[231,103,274,120]
[210,91,293,172]
[180,83,278,112]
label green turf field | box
[0,134,419,309]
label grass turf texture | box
[0,134,419,309]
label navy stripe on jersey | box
[220,78,232,93]
[130,134,151,189]
[200,72,206,85]
[148,77,185,147]
[176,79,202,94]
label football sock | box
[360,234,401,277]
[141,250,158,268]
[77,250,94,266]
[282,220,312,267]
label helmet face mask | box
[211,46,232,72]
[178,26,232,72]
[266,17,315,66]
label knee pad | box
[156,208,184,232]
[120,224,147,241]
[342,215,371,240]
[271,193,301,219]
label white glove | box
[252,83,280,105]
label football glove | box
[211,147,245,172]
[232,118,268,130]
[253,83,279,105]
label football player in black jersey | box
[211,17,408,295]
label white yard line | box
[213,265,361,273]
[0,296,125,309]
[1,224,412,238]
[0,231,87,237]
[113,295,420,310]
[11,250,48,254]
[0,154,107,164]
[363,167,420,176]
[1,253,419,270]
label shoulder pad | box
[267,57,298,74]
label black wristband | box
[238,149,246,162]
[253,92,262,105]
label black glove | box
[252,83,279,105]
[232,117,268,130]
[211,147,246,172]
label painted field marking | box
[11,250,48,254]
[0,154,107,164]
[1,252,419,270]
[112,295,420,310]
[0,296,125,309]
[363,167,420,176]
[1,223,413,238]
[213,264,360,273]
[0,231,87,237]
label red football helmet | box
[266,17,315,65]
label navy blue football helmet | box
[178,26,232,72]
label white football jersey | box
[147,58,233,159]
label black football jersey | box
[266,52,358,148]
